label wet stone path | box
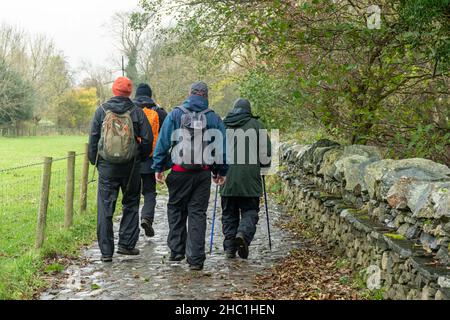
[40,191,299,300]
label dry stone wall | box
[280,139,450,300]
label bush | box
[0,60,34,125]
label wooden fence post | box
[80,144,89,213]
[64,151,76,228]
[36,157,52,249]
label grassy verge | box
[0,211,97,299]
[0,136,99,299]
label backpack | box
[98,106,137,164]
[142,106,161,157]
[173,106,212,171]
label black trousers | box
[141,173,157,222]
[166,170,212,266]
[221,197,260,253]
[97,172,141,257]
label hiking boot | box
[169,254,185,262]
[235,233,249,260]
[189,264,204,271]
[225,251,237,259]
[101,256,113,263]
[117,247,140,256]
[141,218,155,238]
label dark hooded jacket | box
[133,96,168,174]
[88,96,153,178]
[220,99,272,198]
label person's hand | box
[155,172,165,184]
[213,175,226,186]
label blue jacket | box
[152,95,228,176]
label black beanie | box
[136,83,153,98]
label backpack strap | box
[177,106,190,114]
[176,106,212,115]
[200,108,212,115]
[100,104,136,115]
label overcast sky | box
[0,0,140,71]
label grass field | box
[0,136,99,300]
[0,136,88,169]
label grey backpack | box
[173,106,212,170]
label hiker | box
[220,98,271,260]
[133,83,167,238]
[152,81,228,271]
[88,77,153,263]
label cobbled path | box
[40,190,299,300]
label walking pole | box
[262,175,272,251]
[210,184,219,254]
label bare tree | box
[0,23,72,125]
[28,35,57,83]
[110,11,150,85]
[0,24,27,74]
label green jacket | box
[220,109,272,198]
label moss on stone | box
[346,208,370,220]
[347,208,368,214]
[351,269,385,300]
[318,192,336,200]
[384,233,406,240]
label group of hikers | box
[88,76,271,271]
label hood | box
[103,96,135,114]
[133,96,157,108]
[182,94,209,112]
[223,98,256,128]
[224,111,253,128]
[232,98,252,114]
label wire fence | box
[0,175,40,208]
[0,146,98,253]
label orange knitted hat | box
[112,77,133,97]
